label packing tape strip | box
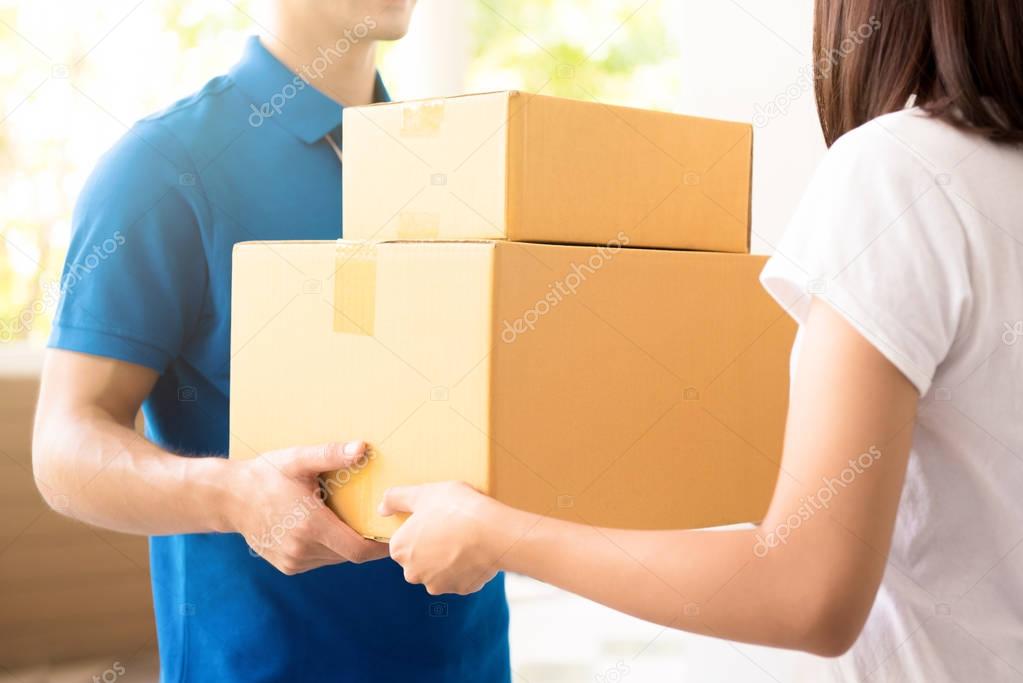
[400,99,445,136]
[397,210,441,239]
[333,241,377,335]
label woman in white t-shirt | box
[372,1,1023,679]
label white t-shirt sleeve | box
[759,117,973,396]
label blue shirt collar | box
[230,36,390,144]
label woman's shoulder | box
[825,108,1018,183]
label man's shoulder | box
[141,74,236,127]
[85,74,251,194]
[132,74,252,167]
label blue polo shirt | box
[49,37,509,683]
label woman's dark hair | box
[813,0,1023,146]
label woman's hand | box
[379,481,506,595]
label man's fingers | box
[271,441,369,477]
[378,485,420,516]
[311,507,388,563]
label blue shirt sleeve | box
[49,119,210,372]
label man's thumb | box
[273,442,368,477]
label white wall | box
[379,0,470,99]
[670,1,825,254]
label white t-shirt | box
[760,108,1023,682]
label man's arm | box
[33,349,387,573]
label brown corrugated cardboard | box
[342,92,753,253]
[230,240,795,540]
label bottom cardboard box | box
[230,239,796,540]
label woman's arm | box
[381,298,919,656]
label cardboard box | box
[342,91,753,253]
[230,240,795,540]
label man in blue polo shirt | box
[31,2,510,681]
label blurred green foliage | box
[0,0,258,345]
[468,0,677,103]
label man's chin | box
[368,0,415,39]
[371,27,412,41]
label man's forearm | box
[33,348,387,571]
[33,408,235,536]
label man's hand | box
[379,481,504,595]
[223,441,389,575]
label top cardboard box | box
[342,91,752,252]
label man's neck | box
[260,29,378,107]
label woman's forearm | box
[475,301,920,656]
[489,503,871,656]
